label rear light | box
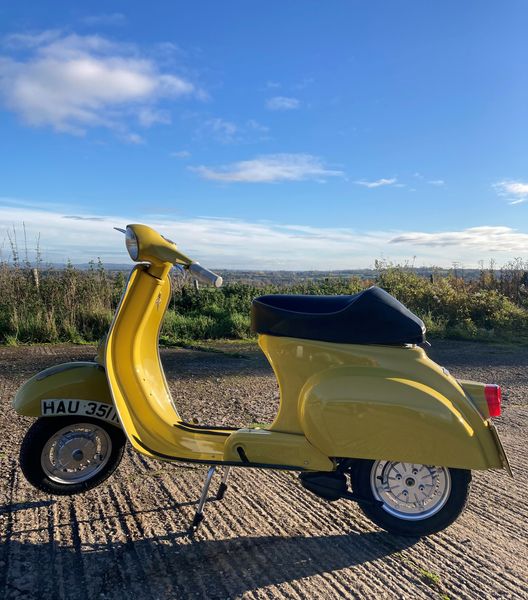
[485,384,501,417]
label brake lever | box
[172,264,186,278]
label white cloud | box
[266,96,300,111]
[390,226,528,252]
[0,31,198,136]
[189,153,344,183]
[494,180,528,204]
[355,178,397,188]
[170,150,191,158]
[2,203,528,268]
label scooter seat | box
[251,286,425,345]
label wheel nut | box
[412,469,418,475]
[72,449,84,461]
[396,474,402,480]
[419,485,425,491]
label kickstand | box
[189,466,216,536]
[216,466,231,500]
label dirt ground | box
[1,340,527,599]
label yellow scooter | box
[13,224,512,537]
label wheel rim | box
[370,461,451,521]
[41,423,112,484]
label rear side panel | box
[301,372,502,469]
[260,334,506,471]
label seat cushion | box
[251,286,425,345]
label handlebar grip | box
[188,262,223,288]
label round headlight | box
[125,227,139,261]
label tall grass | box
[1,252,528,345]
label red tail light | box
[485,384,501,417]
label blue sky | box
[0,1,527,268]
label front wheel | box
[20,416,126,495]
[350,460,471,537]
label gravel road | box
[0,341,527,599]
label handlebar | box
[188,262,223,288]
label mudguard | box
[12,362,116,422]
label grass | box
[2,253,528,346]
[398,555,450,599]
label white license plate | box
[41,399,120,425]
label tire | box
[20,416,126,495]
[350,459,471,537]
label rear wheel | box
[350,459,471,537]
[20,416,126,495]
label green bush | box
[2,260,528,345]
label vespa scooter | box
[13,224,512,537]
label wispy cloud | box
[122,132,144,144]
[198,117,238,143]
[189,153,343,183]
[137,107,171,127]
[413,173,444,186]
[194,117,269,144]
[0,31,199,137]
[170,150,191,158]
[81,13,127,26]
[266,96,300,111]
[355,178,397,188]
[63,215,105,221]
[4,30,62,49]
[0,205,381,267]
[2,205,527,268]
[494,180,528,205]
[390,226,528,252]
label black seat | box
[251,286,425,345]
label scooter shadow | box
[0,499,55,514]
[2,530,419,599]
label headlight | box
[125,227,139,261]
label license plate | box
[41,399,120,425]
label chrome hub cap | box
[370,461,451,520]
[41,423,111,484]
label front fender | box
[300,372,503,470]
[13,362,113,417]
